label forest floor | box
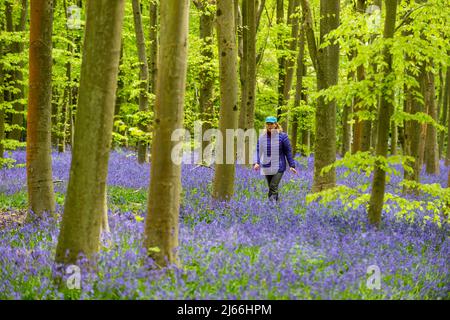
[0,149,448,299]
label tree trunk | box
[424,69,439,174]
[437,68,445,159]
[352,0,368,153]
[149,0,158,96]
[244,0,257,165]
[194,1,215,162]
[439,68,449,160]
[390,122,397,155]
[213,0,239,200]
[26,0,56,217]
[281,0,300,132]
[0,37,4,160]
[238,0,248,131]
[301,0,339,192]
[55,0,125,265]
[403,69,423,194]
[9,0,28,143]
[367,0,397,228]
[132,0,150,164]
[342,71,354,156]
[445,67,450,165]
[276,0,286,123]
[144,0,190,268]
[291,22,305,157]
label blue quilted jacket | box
[255,131,296,173]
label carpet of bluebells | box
[0,149,448,299]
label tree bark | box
[244,0,257,165]
[9,0,28,142]
[26,0,56,217]
[343,70,354,156]
[55,0,125,265]
[194,0,216,162]
[445,67,450,165]
[424,68,440,174]
[238,0,248,131]
[281,0,300,132]
[148,0,158,97]
[403,68,423,194]
[0,35,4,160]
[144,0,190,268]
[291,22,305,157]
[276,0,286,122]
[213,0,239,200]
[132,0,150,164]
[368,0,397,228]
[301,0,339,192]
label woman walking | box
[253,116,297,203]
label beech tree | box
[212,0,239,200]
[26,0,56,216]
[144,0,190,267]
[300,0,340,192]
[368,0,398,227]
[56,0,126,265]
[132,0,150,164]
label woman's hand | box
[289,167,297,174]
[253,163,260,171]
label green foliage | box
[307,151,449,227]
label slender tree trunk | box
[238,0,248,130]
[194,0,215,162]
[342,71,354,156]
[59,0,72,154]
[26,0,56,217]
[148,0,158,96]
[437,69,444,158]
[144,0,190,268]
[301,0,339,192]
[390,121,397,155]
[0,74,4,160]
[213,0,239,200]
[439,68,449,160]
[132,0,150,164]
[55,0,125,265]
[276,0,286,122]
[115,43,124,117]
[351,0,368,153]
[9,0,28,142]
[445,67,450,165]
[0,36,4,160]
[403,71,423,194]
[368,0,397,228]
[281,0,300,132]
[291,22,305,157]
[244,0,257,165]
[424,69,440,174]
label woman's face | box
[266,122,276,131]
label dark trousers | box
[265,171,284,202]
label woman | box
[253,116,297,203]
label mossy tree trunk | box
[132,0,150,164]
[213,0,239,200]
[55,0,125,265]
[144,0,190,268]
[193,0,216,162]
[368,0,397,228]
[301,0,340,192]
